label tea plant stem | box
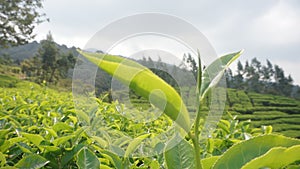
[193,50,203,169]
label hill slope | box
[1,74,300,138]
[0,41,78,61]
[227,88,300,138]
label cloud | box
[33,0,300,84]
[250,0,300,45]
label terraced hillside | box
[128,87,300,138]
[227,89,300,138]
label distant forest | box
[1,38,299,99]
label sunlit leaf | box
[242,145,300,169]
[200,50,243,99]
[79,50,191,132]
[22,133,44,146]
[201,156,220,169]
[52,135,74,146]
[124,133,151,157]
[213,134,300,169]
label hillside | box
[1,74,299,138]
[0,41,78,61]
[227,89,300,138]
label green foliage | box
[14,154,49,169]
[211,134,300,169]
[225,88,300,138]
[226,57,297,98]
[0,74,18,88]
[164,135,195,169]
[20,33,76,84]
[76,147,100,169]
[1,80,300,168]
[1,49,300,168]
[124,133,150,158]
[242,145,300,169]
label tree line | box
[20,33,76,84]
[180,53,299,99]
[225,58,297,98]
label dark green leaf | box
[61,144,85,167]
[76,147,100,169]
[164,135,195,169]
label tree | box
[231,60,244,89]
[261,59,274,83]
[237,60,244,75]
[0,0,47,47]
[0,53,13,65]
[36,32,59,83]
[182,53,197,78]
[225,68,233,88]
[21,33,76,84]
[21,56,42,80]
[57,52,76,78]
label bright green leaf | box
[52,122,73,132]
[76,147,100,169]
[52,135,74,146]
[101,150,124,169]
[14,154,49,169]
[201,156,220,169]
[99,164,112,169]
[213,134,300,169]
[200,50,243,99]
[22,133,44,146]
[124,133,150,157]
[40,145,60,153]
[0,152,6,167]
[0,166,18,169]
[79,50,191,132]
[92,136,108,148]
[44,128,57,137]
[242,145,300,169]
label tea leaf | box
[242,145,300,169]
[213,134,300,169]
[22,133,44,146]
[164,135,195,169]
[201,156,220,169]
[15,154,49,169]
[200,50,243,99]
[76,147,100,169]
[79,50,191,132]
[124,133,151,157]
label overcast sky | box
[34,0,300,84]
